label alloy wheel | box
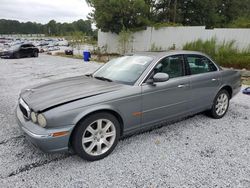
[82,119,116,156]
[215,93,229,116]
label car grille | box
[19,98,30,119]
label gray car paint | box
[20,75,126,112]
[188,71,221,111]
[141,76,191,125]
[16,50,241,152]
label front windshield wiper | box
[94,76,113,82]
[85,73,93,77]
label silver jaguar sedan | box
[16,51,241,161]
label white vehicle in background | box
[47,45,60,51]
[0,37,68,54]
[57,39,69,46]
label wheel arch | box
[219,85,233,99]
[69,107,124,148]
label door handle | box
[178,84,188,88]
[211,78,217,81]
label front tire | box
[72,112,120,161]
[208,89,230,119]
[15,52,20,59]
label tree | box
[0,19,94,36]
[178,0,221,28]
[73,19,92,35]
[47,20,58,35]
[178,0,250,28]
[1,0,250,36]
[86,0,150,33]
[218,0,250,27]
[87,0,250,31]
[151,0,179,23]
[118,28,133,54]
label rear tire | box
[72,112,120,161]
[207,89,230,119]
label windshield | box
[9,44,20,51]
[93,55,153,85]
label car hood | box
[20,76,125,112]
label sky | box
[0,0,92,24]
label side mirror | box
[153,73,169,83]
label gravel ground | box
[0,55,249,188]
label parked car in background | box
[38,47,46,53]
[65,48,73,55]
[0,43,39,58]
[16,51,241,161]
[47,45,60,51]
[57,40,69,46]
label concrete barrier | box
[98,26,250,53]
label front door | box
[19,44,29,57]
[141,55,191,125]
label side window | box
[154,55,184,79]
[186,55,217,75]
[21,44,28,48]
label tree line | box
[1,0,249,36]
[0,19,94,36]
[86,0,250,33]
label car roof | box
[11,43,33,47]
[129,50,208,58]
[21,43,34,45]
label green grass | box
[244,80,250,85]
[183,38,250,70]
[53,52,120,63]
[151,22,183,30]
[227,17,250,28]
[242,77,250,85]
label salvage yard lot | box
[0,55,249,187]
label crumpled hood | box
[20,76,124,112]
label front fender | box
[72,104,123,125]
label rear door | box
[141,55,191,125]
[185,54,221,112]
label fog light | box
[37,114,47,127]
[31,112,37,123]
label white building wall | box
[98,26,250,53]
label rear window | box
[186,55,217,75]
